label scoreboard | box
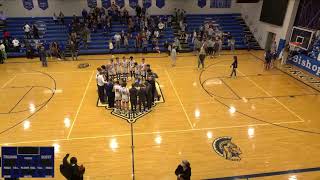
[1,147,54,178]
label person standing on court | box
[198,45,206,69]
[171,46,177,67]
[97,69,107,104]
[129,84,138,113]
[175,160,191,180]
[39,45,48,67]
[230,56,238,78]
[106,79,115,108]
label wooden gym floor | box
[0,50,320,180]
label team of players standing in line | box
[96,56,159,115]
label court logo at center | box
[212,136,242,161]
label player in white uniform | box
[122,56,129,80]
[129,56,135,79]
[140,58,146,80]
[134,62,141,80]
[108,59,116,80]
[113,81,122,111]
[115,57,122,80]
[121,82,130,114]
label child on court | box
[230,56,238,78]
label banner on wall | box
[156,0,165,8]
[38,0,48,10]
[87,0,97,8]
[198,0,206,8]
[101,0,111,9]
[210,0,231,8]
[143,0,152,8]
[115,0,125,8]
[129,0,138,9]
[22,0,34,10]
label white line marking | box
[67,71,95,139]
[2,120,303,145]
[165,70,194,129]
[1,75,17,88]
[238,70,305,122]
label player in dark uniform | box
[129,84,138,113]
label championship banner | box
[143,0,152,8]
[22,0,34,10]
[198,0,206,8]
[210,0,231,8]
[156,0,165,8]
[101,0,111,9]
[87,0,97,8]
[38,0,48,10]
[129,0,138,9]
[115,0,125,8]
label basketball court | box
[0,50,320,179]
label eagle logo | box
[212,136,242,161]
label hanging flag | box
[156,0,165,8]
[22,0,34,10]
[101,0,111,9]
[143,0,152,8]
[38,0,48,10]
[115,0,125,8]
[210,0,231,8]
[198,0,206,8]
[87,0,97,8]
[129,0,138,9]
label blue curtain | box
[115,0,125,8]
[198,0,206,8]
[129,0,138,9]
[38,0,48,10]
[156,0,165,8]
[101,0,111,9]
[87,0,97,8]
[210,0,231,8]
[22,0,34,10]
[143,0,152,8]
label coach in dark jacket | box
[60,154,85,180]
[106,80,115,108]
[129,84,138,112]
[175,160,191,180]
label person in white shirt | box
[114,33,121,49]
[109,40,114,54]
[0,41,6,61]
[122,56,129,80]
[113,81,122,111]
[53,13,58,24]
[121,83,129,114]
[12,38,20,52]
[97,68,107,104]
[158,22,165,32]
[129,56,135,79]
[171,46,177,67]
[23,24,31,38]
[154,30,160,39]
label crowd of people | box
[96,56,160,115]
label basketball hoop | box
[289,42,302,51]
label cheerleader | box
[113,80,122,111]
[115,57,122,80]
[121,82,130,114]
[140,58,146,80]
[129,56,135,79]
[122,56,129,80]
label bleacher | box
[184,13,261,51]
[1,13,261,58]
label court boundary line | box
[1,120,303,145]
[1,75,17,88]
[67,71,95,139]
[237,69,306,122]
[205,166,320,180]
[165,69,193,129]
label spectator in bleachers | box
[32,25,39,39]
[109,39,114,54]
[136,5,142,17]
[154,29,160,39]
[230,38,235,53]
[142,37,148,52]
[114,33,121,49]
[82,9,88,21]
[12,38,20,52]
[135,34,141,51]
[3,30,10,40]
[58,11,65,24]
[0,11,6,25]
[50,42,62,60]
[53,13,58,24]
[23,23,31,39]
[158,21,165,32]
[173,37,181,53]
[124,35,129,50]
